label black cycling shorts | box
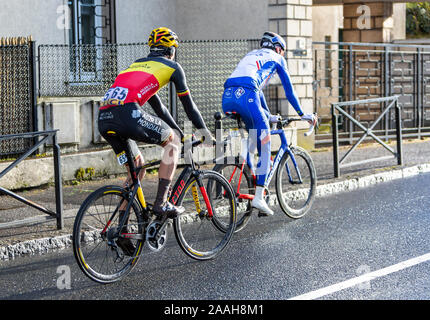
[98,103,173,165]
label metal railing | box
[313,41,430,145]
[332,96,403,178]
[0,131,63,230]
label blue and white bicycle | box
[213,111,317,232]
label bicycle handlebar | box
[277,114,318,137]
[304,121,316,137]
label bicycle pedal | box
[258,211,269,218]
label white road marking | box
[289,253,430,300]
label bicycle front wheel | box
[276,146,317,219]
[173,171,237,260]
[72,186,145,284]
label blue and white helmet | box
[260,31,287,51]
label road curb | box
[1,162,429,262]
[315,163,430,198]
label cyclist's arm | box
[276,58,304,117]
[147,94,184,139]
[172,64,210,132]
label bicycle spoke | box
[174,171,236,260]
[276,147,316,219]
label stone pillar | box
[268,0,314,149]
[343,1,394,43]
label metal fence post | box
[332,104,340,178]
[416,47,422,139]
[384,46,390,142]
[395,98,403,166]
[348,44,354,145]
[30,41,38,133]
[214,112,226,173]
[53,132,64,230]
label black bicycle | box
[73,138,237,284]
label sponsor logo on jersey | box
[139,83,158,96]
[235,87,245,99]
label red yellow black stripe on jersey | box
[120,60,175,89]
[101,56,190,109]
[177,89,190,97]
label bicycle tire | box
[173,170,237,260]
[73,185,146,284]
[213,157,254,232]
[275,146,317,219]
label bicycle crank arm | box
[154,221,169,241]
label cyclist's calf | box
[159,130,180,181]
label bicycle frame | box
[100,140,214,241]
[225,125,303,201]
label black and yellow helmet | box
[148,27,179,48]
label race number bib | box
[102,87,129,106]
[117,151,128,166]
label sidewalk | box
[1,138,429,260]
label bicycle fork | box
[285,147,303,185]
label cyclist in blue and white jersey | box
[222,31,317,216]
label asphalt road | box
[1,172,429,303]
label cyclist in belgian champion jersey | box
[222,31,318,216]
[98,27,213,224]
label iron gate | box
[0,37,37,159]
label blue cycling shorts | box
[222,86,271,187]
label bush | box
[407,2,430,37]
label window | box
[67,0,116,83]
[69,0,116,45]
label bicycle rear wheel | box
[73,186,146,284]
[213,157,254,232]
[173,171,237,260]
[276,146,317,219]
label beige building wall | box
[116,0,268,43]
[393,3,406,41]
[312,5,343,122]
[312,5,343,43]
[0,0,66,44]
[175,0,268,40]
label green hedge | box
[407,2,430,37]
